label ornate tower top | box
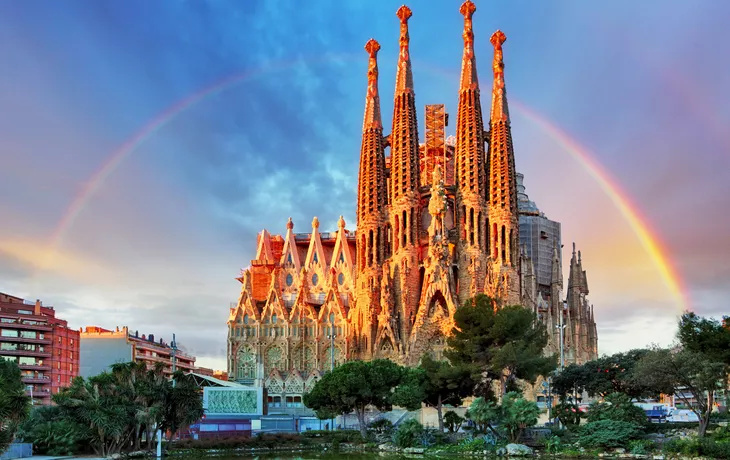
[312,216,320,229]
[338,215,346,229]
[459,0,478,91]
[363,38,382,131]
[286,217,294,230]
[395,5,414,93]
[490,30,510,122]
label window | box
[69,363,73,372]
[57,362,60,370]
[20,330,36,339]
[267,396,281,408]
[1,329,18,337]
[69,352,73,360]
[70,339,74,346]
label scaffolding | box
[422,104,449,186]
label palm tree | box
[0,360,31,453]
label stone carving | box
[207,389,258,414]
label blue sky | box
[1,0,728,370]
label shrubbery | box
[17,406,90,456]
[578,420,644,449]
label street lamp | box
[556,301,567,370]
[541,379,553,424]
[326,313,337,430]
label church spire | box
[394,5,414,94]
[454,0,488,305]
[489,30,510,123]
[356,39,387,259]
[389,5,420,208]
[363,39,382,131]
[459,0,479,91]
[487,30,519,267]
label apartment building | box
[80,326,197,378]
[0,292,79,405]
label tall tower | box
[388,5,421,345]
[486,30,521,305]
[454,0,488,304]
[355,39,387,358]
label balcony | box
[26,388,51,397]
[0,320,53,332]
[0,335,52,345]
[0,349,52,358]
[19,363,51,371]
[22,375,51,384]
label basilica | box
[226,2,598,401]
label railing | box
[18,363,51,371]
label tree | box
[586,392,647,427]
[446,294,557,396]
[0,359,31,454]
[552,350,657,400]
[635,348,726,437]
[678,312,730,368]
[465,392,540,442]
[398,355,474,432]
[161,371,204,440]
[443,411,464,433]
[303,359,418,438]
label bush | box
[368,418,393,434]
[392,419,424,448]
[628,439,656,455]
[554,402,583,428]
[444,411,465,433]
[586,393,647,426]
[578,420,643,448]
[16,406,90,456]
[543,435,562,454]
[664,438,730,459]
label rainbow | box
[37,56,690,312]
[512,101,690,311]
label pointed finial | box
[459,1,479,91]
[338,215,346,229]
[312,216,320,229]
[572,242,576,255]
[394,6,414,94]
[286,217,294,230]
[578,250,582,264]
[363,39,382,131]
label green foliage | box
[0,359,31,454]
[465,392,539,442]
[446,295,557,396]
[664,437,730,459]
[543,435,562,454]
[399,355,474,432]
[392,419,424,448]
[586,392,647,426]
[303,359,414,438]
[635,347,726,437]
[368,418,393,435]
[628,439,655,455]
[553,401,583,428]
[443,411,465,433]
[466,397,500,433]
[499,391,541,443]
[552,349,657,399]
[17,406,89,456]
[678,312,730,366]
[578,420,643,448]
[49,361,203,456]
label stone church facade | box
[226,2,598,403]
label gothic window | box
[338,273,344,285]
[237,346,256,380]
[313,252,318,264]
[286,274,293,286]
[287,253,293,264]
[272,314,277,324]
[339,252,345,264]
[312,273,319,286]
[265,346,285,374]
[321,345,343,370]
[243,314,249,325]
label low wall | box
[0,443,33,460]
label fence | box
[0,443,32,460]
